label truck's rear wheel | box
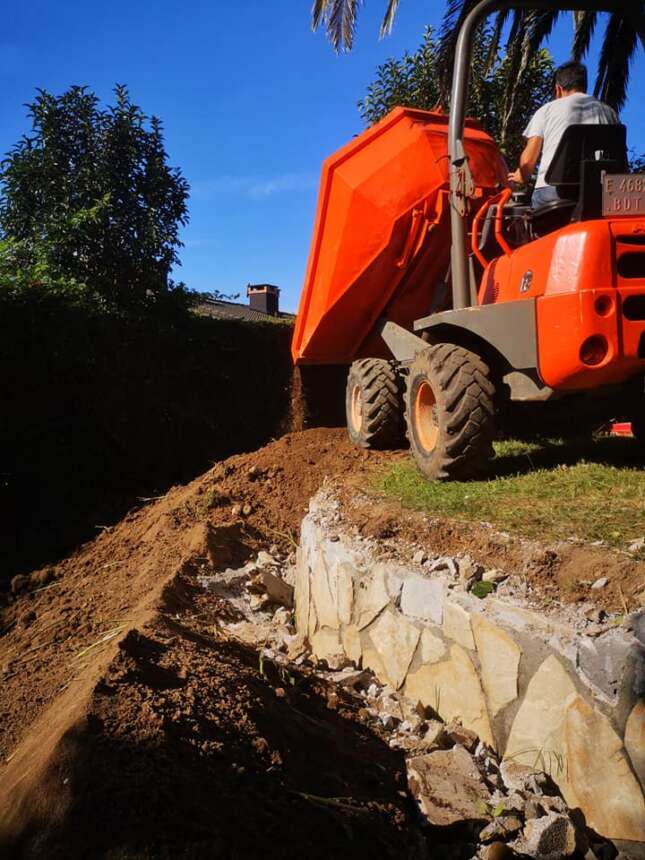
[345,358,403,449]
[405,344,496,480]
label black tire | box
[345,358,404,449]
[405,344,496,480]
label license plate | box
[603,173,645,216]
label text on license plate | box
[603,173,645,216]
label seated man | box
[508,60,618,208]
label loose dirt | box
[1,430,420,859]
[1,427,642,858]
[341,493,645,616]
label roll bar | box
[448,0,641,310]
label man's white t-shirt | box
[524,92,619,188]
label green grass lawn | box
[373,437,645,549]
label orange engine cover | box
[480,218,645,390]
[291,107,507,365]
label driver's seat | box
[532,123,628,236]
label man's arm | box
[508,136,543,185]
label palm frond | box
[499,17,529,140]
[379,0,400,38]
[505,8,527,48]
[436,0,482,101]
[485,9,511,72]
[524,8,561,53]
[311,0,327,33]
[572,11,598,59]
[594,12,638,110]
[311,0,362,52]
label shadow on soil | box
[3,627,434,860]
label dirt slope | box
[1,429,422,859]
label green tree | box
[359,26,554,166]
[0,85,189,311]
[312,0,644,111]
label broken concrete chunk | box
[457,555,483,588]
[499,760,538,794]
[249,571,294,608]
[406,745,492,826]
[514,811,577,859]
[421,720,446,749]
[445,719,479,752]
[333,667,371,689]
[479,815,523,843]
[590,577,609,589]
[479,844,516,860]
[428,557,458,578]
[481,568,507,584]
[285,633,308,661]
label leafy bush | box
[0,85,189,314]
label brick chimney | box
[247,284,280,316]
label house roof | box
[195,298,295,323]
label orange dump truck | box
[293,0,645,481]
[292,108,506,365]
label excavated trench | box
[1,428,643,859]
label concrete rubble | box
[293,489,645,854]
[196,542,638,860]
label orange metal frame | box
[292,106,645,395]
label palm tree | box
[311,0,644,111]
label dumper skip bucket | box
[292,107,506,365]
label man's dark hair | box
[554,61,588,92]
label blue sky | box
[1,1,643,312]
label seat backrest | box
[545,123,628,187]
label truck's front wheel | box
[345,358,403,449]
[405,344,496,480]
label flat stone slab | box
[293,490,645,846]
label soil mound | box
[1,429,415,859]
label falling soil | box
[0,427,642,858]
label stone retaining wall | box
[294,491,645,848]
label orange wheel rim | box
[414,380,439,452]
[350,384,363,432]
